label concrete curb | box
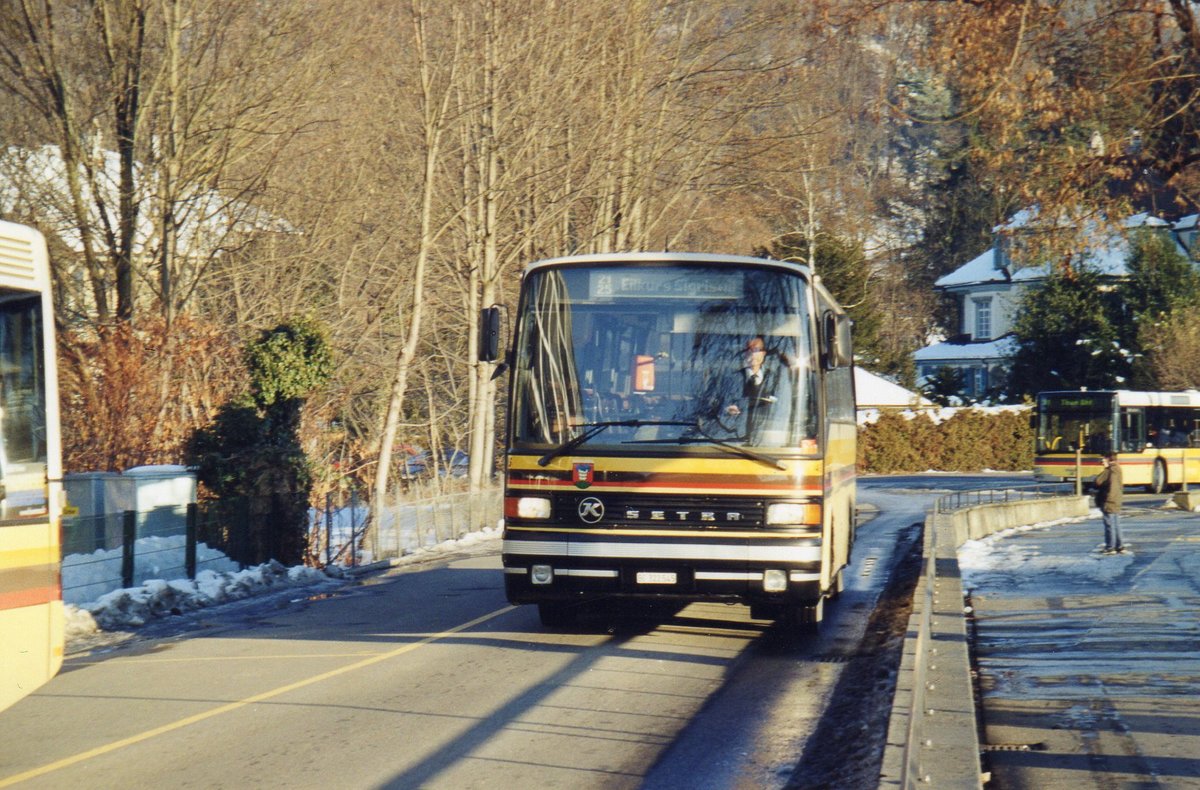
[878,495,1090,789]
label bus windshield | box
[0,292,49,520]
[1036,393,1115,455]
[511,263,820,452]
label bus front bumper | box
[502,561,823,606]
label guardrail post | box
[121,510,136,588]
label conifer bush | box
[186,318,333,566]
[858,408,1033,474]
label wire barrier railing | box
[61,488,504,605]
[310,488,503,566]
[932,481,1074,514]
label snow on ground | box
[858,402,1031,426]
[956,509,1131,590]
[63,525,501,641]
[63,535,242,605]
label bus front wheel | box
[1148,459,1167,494]
[783,598,824,636]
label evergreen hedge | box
[857,408,1034,474]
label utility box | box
[63,472,134,553]
[123,465,197,537]
[62,466,197,551]
[63,472,133,519]
[123,465,196,510]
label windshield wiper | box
[686,419,787,470]
[537,420,692,466]
[621,419,786,470]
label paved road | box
[0,481,932,790]
[961,497,1200,788]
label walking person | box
[1093,451,1125,554]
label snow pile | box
[67,561,332,633]
[64,524,501,640]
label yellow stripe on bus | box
[509,454,824,475]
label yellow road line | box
[0,606,515,787]
[71,651,385,665]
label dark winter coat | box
[1093,462,1123,514]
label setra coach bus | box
[1034,389,1200,493]
[0,220,64,712]
[481,252,856,631]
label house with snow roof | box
[914,209,1200,399]
[0,144,291,318]
[854,367,932,424]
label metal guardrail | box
[885,487,1087,790]
[933,482,1072,514]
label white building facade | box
[914,210,1199,399]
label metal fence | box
[314,488,503,565]
[61,487,504,605]
[933,482,1072,514]
[61,504,237,605]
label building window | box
[973,297,992,340]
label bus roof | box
[522,251,814,277]
[1039,389,1200,408]
[0,219,51,292]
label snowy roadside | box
[64,526,502,649]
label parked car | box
[400,448,469,479]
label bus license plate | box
[637,571,677,585]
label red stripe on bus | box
[510,479,825,494]
[0,585,60,611]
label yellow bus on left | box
[0,219,64,713]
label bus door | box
[1118,407,1146,453]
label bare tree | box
[368,0,464,551]
[0,0,338,327]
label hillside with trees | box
[2,1,1199,528]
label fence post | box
[186,503,198,579]
[325,492,333,566]
[350,488,358,568]
[121,510,137,588]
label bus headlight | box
[763,569,788,592]
[506,496,552,519]
[766,502,821,526]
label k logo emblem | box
[578,497,605,524]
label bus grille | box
[550,493,766,529]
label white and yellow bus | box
[1034,389,1200,493]
[0,220,63,712]
[481,252,856,632]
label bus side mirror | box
[822,312,852,369]
[479,306,503,363]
